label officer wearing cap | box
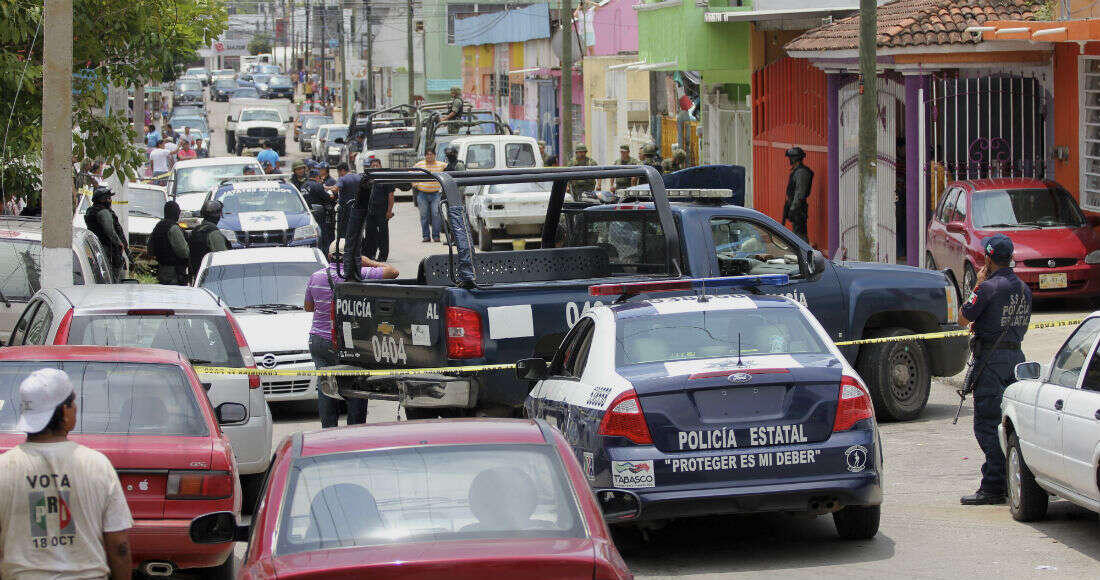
[958,233,1032,506]
[782,146,813,241]
[640,142,663,174]
[568,144,599,199]
[662,145,687,173]
[84,186,128,280]
[302,163,335,251]
[611,144,638,193]
[290,159,309,191]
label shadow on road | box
[622,512,895,575]
[1024,500,1100,563]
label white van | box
[445,135,543,171]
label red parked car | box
[926,178,1100,298]
[190,419,633,580]
[0,346,242,579]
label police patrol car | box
[205,175,320,249]
[520,275,883,539]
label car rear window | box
[616,302,830,366]
[67,315,244,367]
[574,211,670,275]
[0,361,207,436]
[0,239,41,301]
[276,444,585,555]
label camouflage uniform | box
[568,145,599,197]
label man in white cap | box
[0,368,132,579]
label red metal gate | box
[752,58,829,250]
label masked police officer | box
[84,186,128,281]
[188,200,230,278]
[958,234,1032,506]
[783,147,813,241]
[149,200,189,285]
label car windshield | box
[277,444,585,555]
[127,187,165,219]
[233,88,259,98]
[302,116,332,129]
[177,81,201,92]
[215,79,237,89]
[214,186,306,214]
[68,314,245,367]
[972,187,1085,229]
[616,303,830,366]
[199,261,319,308]
[0,238,41,301]
[488,182,550,194]
[186,68,206,76]
[175,162,263,195]
[171,118,207,133]
[240,109,282,123]
[369,129,416,150]
[253,74,272,85]
[0,361,207,436]
[269,76,292,88]
[258,65,280,74]
[324,127,348,141]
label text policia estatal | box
[678,424,809,451]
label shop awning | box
[977,19,1100,43]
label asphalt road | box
[203,96,1100,579]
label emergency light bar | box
[589,274,789,297]
[218,174,292,185]
[619,187,731,200]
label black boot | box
[960,490,1006,505]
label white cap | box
[14,369,75,434]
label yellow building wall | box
[582,55,651,150]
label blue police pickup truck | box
[331,165,967,421]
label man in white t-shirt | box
[148,140,174,176]
[0,368,133,580]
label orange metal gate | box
[752,57,829,250]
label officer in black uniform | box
[84,186,128,281]
[958,234,1032,505]
[149,200,189,285]
[301,165,335,252]
[782,147,813,241]
[188,200,230,278]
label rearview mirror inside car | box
[1015,362,1041,381]
[189,512,250,544]
[215,402,247,424]
[515,358,548,382]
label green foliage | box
[0,0,227,206]
[1033,0,1058,21]
[248,33,272,56]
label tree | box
[248,33,272,56]
[0,0,227,208]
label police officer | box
[782,146,813,241]
[662,145,687,173]
[302,165,335,251]
[537,140,550,166]
[188,200,230,278]
[149,200,189,285]
[441,87,464,121]
[640,143,663,174]
[290,159,309,191]
[568,144,598,200]
[443,145,465,172]
[83,186,128,280]
[958,234,1032,506]
[611,144,638,193]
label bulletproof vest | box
[84,205,122,255]
[189,221,218,275]
[150,220,185,266]
[787,165,814,200]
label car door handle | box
[1055,399,1064,411]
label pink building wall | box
[588,0,639,57]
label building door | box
[537,80,559,159]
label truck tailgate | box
[334,282,448,368]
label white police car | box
[520,275,883,539]
[205,175,320,249]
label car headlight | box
[219,229,239,243]
[328,146,341,155]
[277,126,287,135]
[945,279,959,324]
[293,224,318,241]
[1086,250,1100,264]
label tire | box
[195,554,234,580]
[964,262,978,299]
[1008,433,1049,522]
[832,505,880,540]
[925,252,936,270]
[240,473,265,515]
[479,221,493,252]
[855,326,931,421]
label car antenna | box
[736,332,743,367]
[697,278,709,302]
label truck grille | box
[236,228,293,246]
[255,350,313,395]
[247,127,279,138]
[1022,258,1077,268]
[263,379,312,395]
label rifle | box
[953,325,1010,425]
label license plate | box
[1039,273,1067,289]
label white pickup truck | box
[455,135,545,250]
[225,98,293,156]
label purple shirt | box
[306,264,385,339]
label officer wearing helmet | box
[662,145,687,173]
[568,144,599,199]
[84,186,128,280]
[188,200,230,278]
[443,145,465,172]
[290,159,309,191]
[611,144,639,193]
[640,143,663,174]
[441,87,465,121]
[783,146,813,241]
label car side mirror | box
[215,402,247,424]
[515,358,548,381]
[596,489,641,520]
[189,511,250,544]
[1015,362,1041,381]
[226,115,233,123]
[945,221,966,234]
[808,249,826,275]
[311,204,324,214]
[201,382,213,391]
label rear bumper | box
[130,519,234,571]
[1015,263,1100,298]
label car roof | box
[297,418,550,457]
[0,345,186,365]
[450,135,537,146]
[611,293,797,319]
[175,157,262,169]
[0,216,44,240]
[54,285,224,313]
[951,178,1056,191]
[204,246,323,266]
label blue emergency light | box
[589,274,789,296]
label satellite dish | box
[550,26,583,61]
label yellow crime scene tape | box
[192,318,1085,377]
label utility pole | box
[560,0,573,162]
[366,0,374,107]
[406,0,415,105]
[305,0,311,79]
[350,5,357,108]
[418,20,426,102]
[857,0,878,261]
[321,0,327,101]
[339,2,349,116]
[42,0,74,289]
[290,0,296,70]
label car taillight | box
[446,306,483,359]
[833,375,874,432]
[598,390,653,444]
[166,470,233,500]
[224,308,260,389]
[53,308,74,345]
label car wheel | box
[832,505,880,540]
[925,252,936,270]
[240,473,265,515]
[195,554,234,580]
[855,326,931,421]
[479,221,493,252]
[964,262,978,299]
[1008,433,1049,522]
